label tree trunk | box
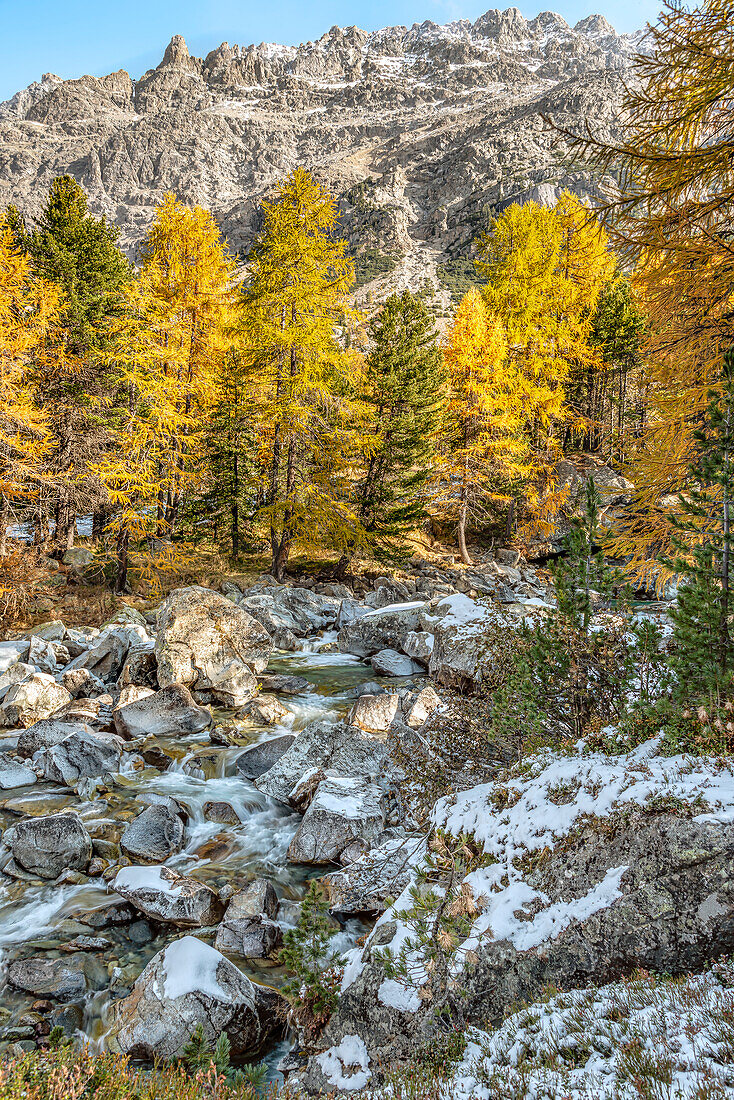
[231,452,239,559]
[505,498,515,543]
[0,494,8,557]
[458,500,471,565]
[115,525,130,594]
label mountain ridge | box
[0,6,639,304]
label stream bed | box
[0,638,380,1073]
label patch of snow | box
[159,936,231,1002]
[362,601,426,618]
[113,865,184,897]
[316,1034,372,1091]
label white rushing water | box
[0,640,377,1066]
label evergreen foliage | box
[180,1024,267,1090]
[357,290,445,556]
[278,881,342,1043]
[666,348,734,707]
[19,175,131,355]
[490,480,664,746]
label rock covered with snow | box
[110,935,273,1060]
[254,718,397,804]
[155,585,272,706]
[287,776,388,864]
[112,865,224,926]
[311,741,734,1078]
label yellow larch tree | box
[242,168,368,580]
[476,194,613,533]
[438,288,530,563]
[95,194,238,590]
[565,0,734,576]
[0,227,62,556]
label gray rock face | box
[120,805,185,863]
[287,776,387,864]
[226,878,279,920]
[37,731,122,786]
[254,719,395,804]
[7,953,107,1001]
[339,604,425,658]
[0,661,34,702]
[17,718,95,758]
[235,734,296,780]
[155,586,272,706]
[112,865,224,926]
[238,694,293,725]
[110,936,268,1060]
[113,683,211,738]
[241,587,340,638]
[370,649,423,677]
[316,812,734,1076]
[0,752,36,789]
[348,693,400,733]
[61,667,107,698]
[0,674,72,728]
[258,674,311,695]
[402,631,434,666]
[214,917,282,960]
[0,14,634,311]
[11,813,93,878]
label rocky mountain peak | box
[0,6,639,305]
[159,34,197,71]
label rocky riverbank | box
[0,558,543,1070]
[1,560,732,1097]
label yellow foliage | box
[0,228,62,549]
[438,288,532,560]
[242,168,368,577]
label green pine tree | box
[357,290,445,556]
[666,348,734,707]
[279,882,342,1044]
[489,479,655,747]
[8,177,131,551]
[20,175,131,356]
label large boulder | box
[254,719,396,804]
[112,865,224,926]
[314,743,734,1076]
[370,649,423,677]
[287,776,387,864]
[113,683,211,739]
[235,734,296,780]
[348,694,399,734]
[7,953,107,1002]
[241,586,340,638]
[0,661,34,702]
[120,805,185,863]
[0,640,30,673]
[338,603,426,659]
[37,730,123,786]
[11,812,92,878]
[17,718,95,758]
[427,594,496,690]
[0,674,72,728]
[65,625,150,684]
[109,936,271,1060]
[155,586,272,706]
[214,917,282,960]
[0,752,36,790]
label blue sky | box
[0,0,662,101]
